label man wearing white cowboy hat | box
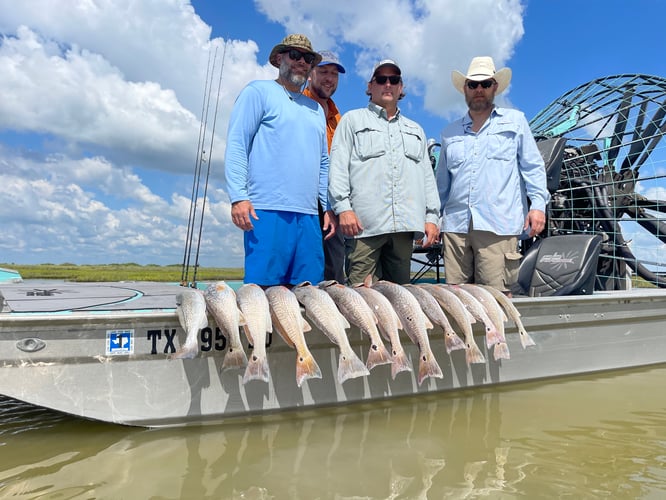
[225,34,337,286]
[304,50,347,283]
[436,56,549,295]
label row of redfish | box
[173,278,535,388]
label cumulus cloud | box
[0,0,527,266]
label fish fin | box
[317,280,337,289]
[169,342,198,360]
[301,318,312,333]
[240,324,255,346]
[366,342,393,370]
[222,346,248,369]
[363,274,374,287]
[444,330,466,353]
[295,351,322,387]
[519,328,536,348]
[237,309,247,327]
[424,316,434,330]
[417,353,443,386]
[389,349,412,379]
[242,353,270,384]
[465,343,486,365]
[337,352,370,383]
[271,315,295,348]
[493,341,511,361]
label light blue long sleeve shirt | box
[328,102,440,239]
[436,107,549,235]
[224,80,329,214]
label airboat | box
[1,74,666,427]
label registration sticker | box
[106,329,134,355]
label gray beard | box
[279,60,307,88]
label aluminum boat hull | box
[1,282,665,427]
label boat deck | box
[0,281,182,314]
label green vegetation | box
[0,263,244,282]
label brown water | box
[1,365,665,499]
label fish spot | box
[252,355,258,361]
[371,344,378,351]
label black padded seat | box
[513,234,602,297]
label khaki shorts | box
[442,230,521,291]
[345,232,414,285]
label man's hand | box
[420,222,440,248]
[338,210,363,237]
[322,210,338,240]
[524,209,546,238]
[231,200,258,231]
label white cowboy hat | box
[452,56,512,94]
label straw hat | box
[269,34,322,68]
[452,56,512,94]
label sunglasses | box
[283,48,316,65]
[466,79,495,90]
[373,75,402,85]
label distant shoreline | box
[0,263,244,282]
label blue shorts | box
[244,210,324,286]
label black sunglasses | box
[466,79,495,90]
[283,48,316,65]
[373,75,402,85]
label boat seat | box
[536,136,567,193]
[512,234,602,297]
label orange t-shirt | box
[303,87,341,152]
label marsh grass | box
[0,263,244,282]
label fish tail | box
[389,349,412,379]
[417,351,443,386]
[296,350,322,387]
[519,327,536,348]
[465,342,486,365]
[485,326,503,348]
[337,352,370,383]
[366,342,393,370]
[170,335,199,360]
[444,331,466,353]
[169,346,198,360]
[242,353,270,384]
[222,347,249,370]
[493,341,511,361]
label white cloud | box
[0,0,528,266]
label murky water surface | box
[1,365,665,499]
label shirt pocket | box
[354,127,386,160]
[444,137,465,168]
[401,125,423,162]
[487,123,518,161]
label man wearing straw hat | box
[225,34,337,286]
[436,56,549,294]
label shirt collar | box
[368,101,400,121]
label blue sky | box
[0,0,665,268]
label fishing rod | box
[191,41,228,285]
[180,47,216,286]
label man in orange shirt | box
[304,50,346,283]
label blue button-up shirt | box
[436,107,549,235]
[328,102,440,239]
